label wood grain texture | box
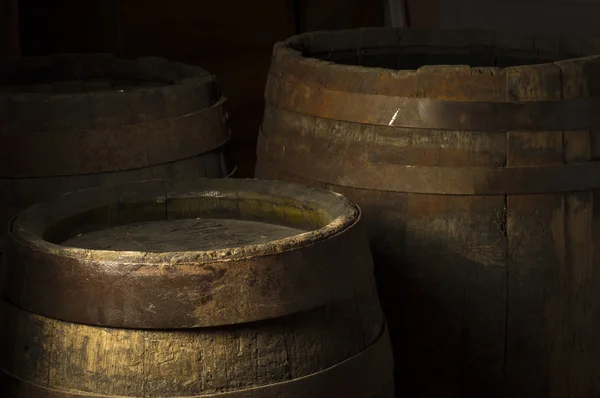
[0,55,234,255]
[0,149,233,253]
[0,294,389,397]
[2,178,376,330]
[504,63,566,398]
[0,178,393,397]
[504,57,600,398]
[256,28,600,398]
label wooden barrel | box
[255,28,600,398]
[0,54,235,254]
[0,179,394,397]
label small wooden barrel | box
[0,54,235,254]
[256,28,600,398]
[0,179,394,397]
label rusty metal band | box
[2,181,373,329]
[266,74,600,132]
[0,322,393,398]
[0,97,230,178]
[258,129,600,195]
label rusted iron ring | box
[258,128,600,195]
[0,97,230,177]
[266,74,600,132]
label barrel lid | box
[1,178,374,329]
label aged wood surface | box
[1,97,230,178]
[3,179,375,329]
[63,218,305,252]
[256,28,600,398]
[0,54,235,254]
[0,178,394,397]
[0,298,391,397]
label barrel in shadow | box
[0,54,235,253]
[0,178,393,397]
[255,27,600,398]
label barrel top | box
[2,179,371,329]
[62,218,307,252]
[10,178,358,262]
[272,27,600,78]
[0,54,214,93]
[0,54,221,138]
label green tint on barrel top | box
[63,218,305,252]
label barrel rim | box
[0,54,221,136]
[272,27,600,81]
[9,178,360,263]
[0,53,214,89]
[2,179,373,329]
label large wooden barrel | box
[256,28,600,398]
[0,179,394,397]
[0,54,235,254]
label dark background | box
[5,0,596,176]
[2,0,396,176]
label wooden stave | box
[256,27,600,398]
